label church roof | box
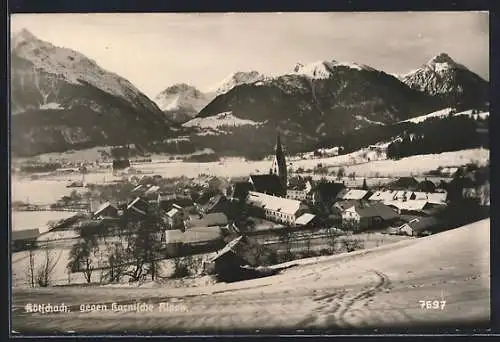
[249,174,285,196]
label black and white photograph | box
[9,12,490,334]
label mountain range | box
[10,29,175,157]
[10,29,489,157]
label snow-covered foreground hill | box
[12,219,489,332]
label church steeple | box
[271,132,287,194]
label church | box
[234,133,288,198]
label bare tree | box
[36,247,58,287]
[325,227,341,254]
[104,241,129,283]
[278,228,295,261]
[24,246,36,288]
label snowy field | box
[11,218,490,332]
[11,148,488,208]
[12,211,79,233]
[326,148,489,177]
[400,107,490,124]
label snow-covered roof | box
[412,192,429,200]
[385,200,429,211]
[165,226,222,244]
[166,208,180,218]
[426,192,447,204]
[339,189,369,200]
[145,185,160,194]
[208,236,244,263]
[93,201,117,216]
[368,190,396,201]
[247,191,302,216]
[295,213,316,226]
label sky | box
[10,12,489,99]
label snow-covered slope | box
[183,111,265,129]
[11,28,159,113]
[400,107,490,124]
[154,83,214,123]
[10,29,171,156]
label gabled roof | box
[12,228,40,241]
[400,216,439,233]
[127,197,148,215]
[94,202,118,216]
[208,236,244,263]
[385,200,430,212]
[339,189,370,200]
[390,177,420,189]
[347,202,398,220]
[249,174,285,196]
[247,191,301,216]
[145,185,160,195]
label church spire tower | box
[271,132,287,194]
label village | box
[11,134,490,286]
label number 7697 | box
[419,300,446,310]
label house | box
[389,177,420,191]
[165,207,185,230]
[341,202,399,231]
[157,192,177,210]
[203,236,250,280]
[126,197,149,216]
[337,189,372,201]
[249,174,286,197]
[202,195,231,215]
[418,179,436,193]
[12,228,40,251]
[246,191,309,225]
[384,200,433,215]
[93,202,119,219]
[286,180,313,201]
[398,217,440,237]
[186,212,229,228]
[311,181,346,207]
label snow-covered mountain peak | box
[289,59,376,79]
[425,53,468,73]
[11,30,153,108]
[207,70,265,95]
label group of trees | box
[65,212,166,285]
[387,116,488,160]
